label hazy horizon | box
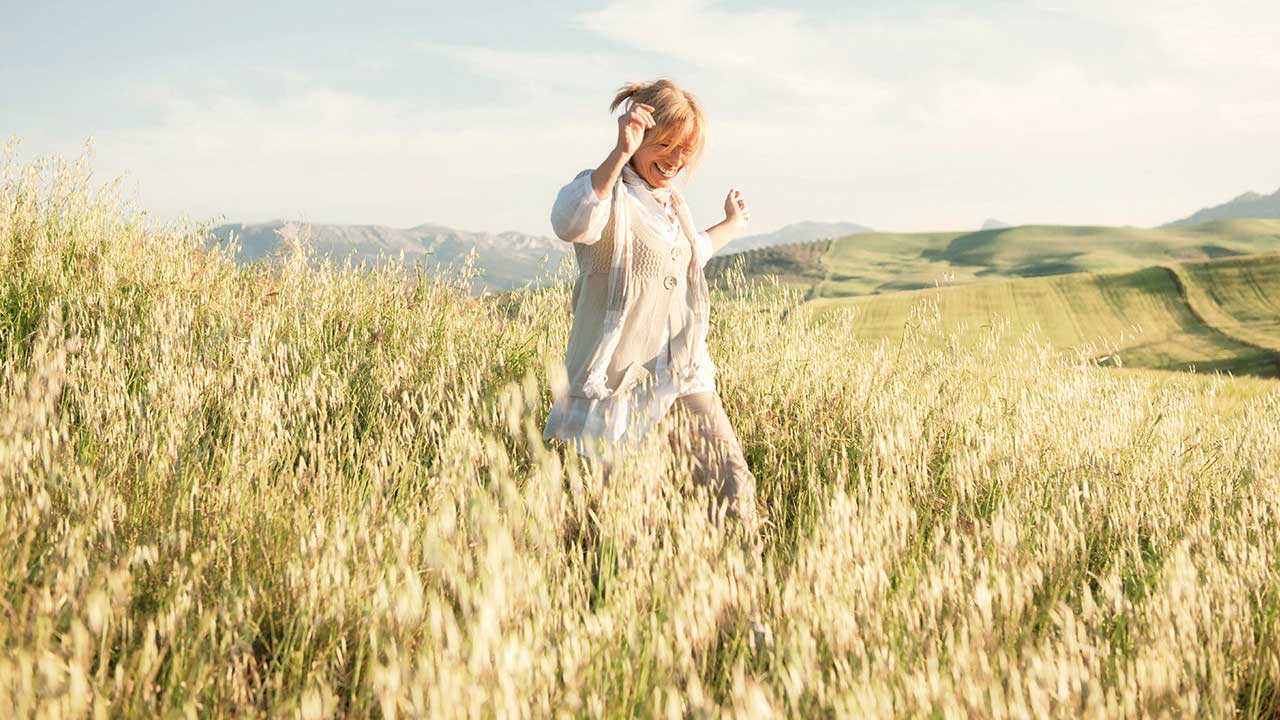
[5,1,1279,236]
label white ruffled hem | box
[542,364,715,460]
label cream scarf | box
[580,163,711,399]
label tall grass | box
[2,147,1279,718]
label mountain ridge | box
[1164,187,1280,227]
[208,221,574,293]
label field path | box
[1166,253,1280,355]
[1161,263,1280,376]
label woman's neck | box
[625,160,672,207]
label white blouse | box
[546,169,718,458]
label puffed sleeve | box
[550,169,612,245]
[695,229,715,269]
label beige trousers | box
[560,389,757,530]
[663,392,761,533]
[569,391,761,534]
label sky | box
[4,0,1279,236]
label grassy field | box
[1107,367,1280,418]
[4,152,1280,717]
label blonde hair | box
[609,78,709,182]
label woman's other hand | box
[725,189,751,227]
[616,101,656,159]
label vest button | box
[670,247,681,261]
[663,275,678,290]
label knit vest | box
[561,192,701,399]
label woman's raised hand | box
[616,101,655,159]
[725,189,752,226]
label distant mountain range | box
[208,221,574,293]
[1164,187,1280,227]
[210,218,874,294]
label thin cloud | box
[574,1,896,106]
[9,2,1279,234]
[571,0,1280,229]
[418,41,629,98]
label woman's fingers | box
[726,189,750,222]
[627,108,655,130]
[621,98,656,134]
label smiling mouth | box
[654,161,679,179]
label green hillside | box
[815,219,1280,297]
[802,254,1280,377]
[704,237,831,294]
[812,230,967,295]
[708,219,1280,300]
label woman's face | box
[630,135,691,189]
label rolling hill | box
[800,253,1280,377]
[708,219,1280,299]
[706,219,1280,378]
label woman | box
[542,78,760,533]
